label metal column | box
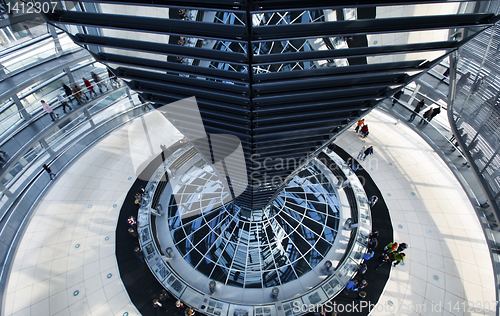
[12,95,31,120]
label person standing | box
[367,237,378,250]
[428,105,441,123]
[72,83,83,104]
[360,124,369,138]
[363,250,374,261]
[395,242,408,253]
[185,307,195,316]
[41,100,58,121]
[363,146,373,161]
[42,164,56,180]
[152,299,163,311]
[91,71,106,93]
[419,108,433,125]
[355,119,364,133]
[57,94,72,113]
[392,252,406,267]
[357,263,367,275]
[83,77,97,98]
[62,83,73,103]
[369,195,378,207]
[375,253,390,270]
[409,99,425,122]
[343,279,359,295]
[384,242,398,254]
[392,90,403,106]
[357,146,366,159]
[347,157,353,169]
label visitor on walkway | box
[128,227,138,238]
[360,124,369,138]
[72,83,84,104]
[57,94,72,113]
[375,253,390,270]
[347,157,353,169]
[358,279,368,290]
[134,246,144,261]
[363,250,374,261]
[83,77,97,98]
[419,108,433,125]
[392,90,403,106]
[363,146,374,161]
[357,263,367,274]
[176,300,184,310]
[396,242,408,253]
[427,105,441,123]
[185,307,195,316]
[152,299,163,311]
[354,291,367,304]
[392,252,406,266]
[357,146,366,159]
[127,216,137,227]
[91,71,106,93]
[384,242,398,254]
[352,162,359,172]
[41,100,58,122]
[62,83,73,102]
[409,99,425,122]
[42,164,56,180]
[368,195,378,207]
[368,237,378,250]
[355,119,365,133]
[369,230,379,239]
[343,279,359,295]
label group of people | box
[408,99,442,125]
[377,241,408,269]
[356,145,374,161]
[342,230,379,301]
[354,119,369,138]
[343,230,409,303]
[41,68,120,123]
[152,294,196,316]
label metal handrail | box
[1,93,135,194]
[0,100,151,298]
[0,79,127,188]
[0,74,113,139]
[387,98,467,159]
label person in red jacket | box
[82,77,97,98]
[360,124,369,138]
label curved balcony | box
[0,77,151,301]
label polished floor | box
[335,109,495,316]
[3,108,495,316]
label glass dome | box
[167,163,340,288]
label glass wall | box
[0,16,48,51]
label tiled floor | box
[3,111,182,316]
[2,108,495,316]
[335,109,495,316]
